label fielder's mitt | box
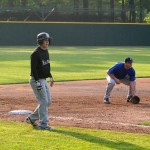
[130,96,140,104]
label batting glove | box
[50,77,54,87]
[35,81,42,90]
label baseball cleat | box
[25,117,38,126]
[104,98,110,104]
[35,125,55,131]
[127,95,132,102]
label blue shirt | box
[108,62,136,81]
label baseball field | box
[0,46,150,150]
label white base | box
[8,110,33,115]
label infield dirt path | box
[0,78,150,133]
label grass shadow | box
[55,129,148,150]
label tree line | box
[0,0,150,22]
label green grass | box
[138,121,150,126]
[0,46,150,84]
[0,121,150,150]
[1,47,149,150]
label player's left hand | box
[50,78,54,87]
[130,95,140,104]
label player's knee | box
[39,98,49,106]
[48,100,52,107]
[109,82,115,87]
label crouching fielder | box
[104,57,136,104]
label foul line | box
[51,116,150,128]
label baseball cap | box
[125,57,133,63]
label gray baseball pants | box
[29,78,51,127]
[104,75,135,99]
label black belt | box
[30,76,46,80]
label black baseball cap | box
[125,57,133,63]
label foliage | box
[144,12,150,23]
[0,0,149,9]
[0,0,150,22]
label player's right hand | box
[35,81,42,90]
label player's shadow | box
[55,129,147,150]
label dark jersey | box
[108,62,136,81]
[30,46,52,81]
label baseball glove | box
[130,96,140,104]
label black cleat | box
[104,98,111,104]
[25,117,38,126]
[35,125,55,131]
[127,95,132,102]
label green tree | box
[128,0,136,22]
[8,0,14,7]
[121,0,126,22]
[83,0,89,15]
[74,0,80,15]
[139,0,143,22]
[139,0,150,22]
[97,0,103,21]
[110,0,114,22]
[0,0,150,22]
[144,12,150,23]
[20,0,27,7]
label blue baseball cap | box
[125,57,133,63]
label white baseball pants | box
[104,75,135,99]
[29,78,51,127]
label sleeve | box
[49,72,52,78]
[108,64,117,74]
[130,69,136,81]
[31,53,39,81]
[49,54,53,78]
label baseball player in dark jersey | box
[104,57,136,104]
[25,32,54,130]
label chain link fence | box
[0,6,149,23]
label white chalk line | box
[51,116,82,121]
[51,116,150,128]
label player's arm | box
[130,69,136,96]
[31,53,39,81]
[107,71,120,84]
[31,53,42,90]
[130,81,136,96]
[49,73,54,87]
[49,61,54,87]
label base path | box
[0,78,150,133]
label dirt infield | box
[0,78,150,133]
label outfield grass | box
[0,121,150,150]
[0,46,150,84]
